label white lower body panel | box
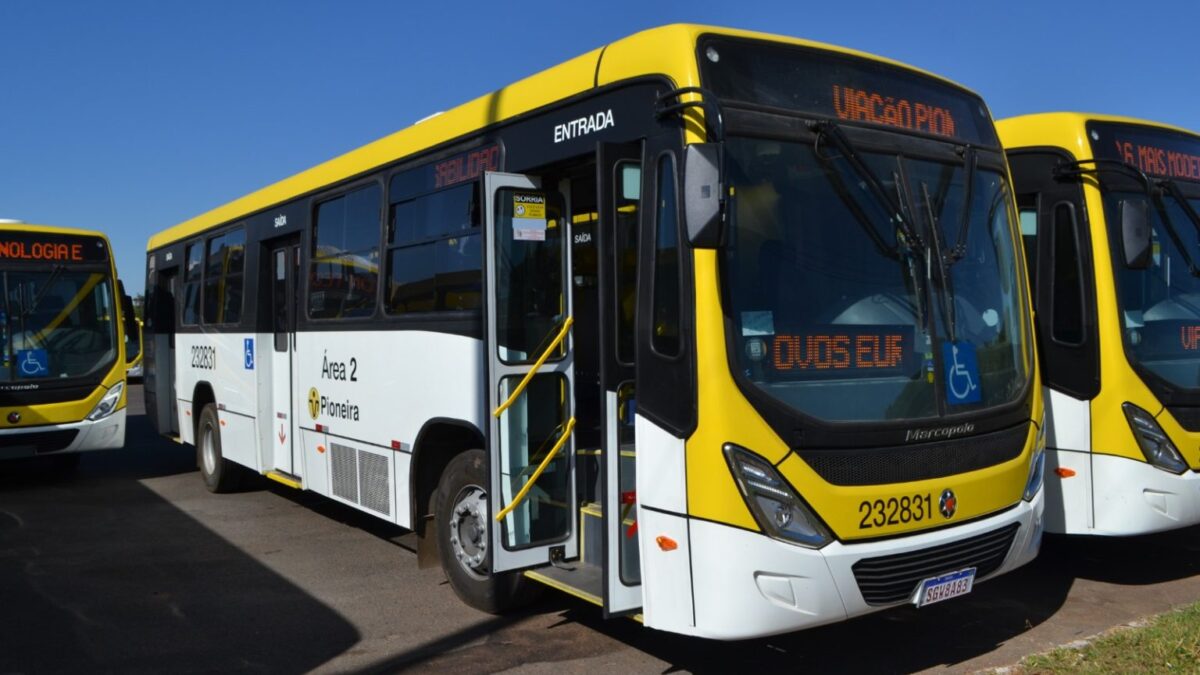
[666,490,1043,640]
[1087,453,1200,536]
[0,409,126,460]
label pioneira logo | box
[905,422,975,443]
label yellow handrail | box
[494,417,575,522]
[492,316,573,418]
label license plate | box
[914,567,976,607]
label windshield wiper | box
[22,264,67,319]
[1057,159,1200,277]
[947,146,977,265]
[921,181,959,343]
[809,119,924,251]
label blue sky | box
[2,0,1196,294]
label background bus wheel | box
[435,449,539,613]
[197,403,241,493]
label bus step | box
[265,470,302,489]
[525,562,602,607]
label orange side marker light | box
[317,445,326,454]
[1055,467,1076,478]
[655,535,677,551]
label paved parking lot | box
[4,386,1200,673]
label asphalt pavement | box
[4,386,1200,673]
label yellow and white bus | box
[0,221,139,468]
[1000,113,1200,536]
[144,25,1044,639]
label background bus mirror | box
[1121,198,1152,269]
[684,143,723,248]
[119,290,141,363]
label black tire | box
[434,449,540,613]
[197,403,241,493]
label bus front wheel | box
[197,403,241,493]
[434,449,539,613]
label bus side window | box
[1017,196,1038,292]
[181,242,203,326]
[651,154,681,357]
[310,184,382,320]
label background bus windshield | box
[0,268,117,383]
[723,137,1028,422]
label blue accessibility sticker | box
[17,348,49,378]
[244,338,255,370]
[942,341,981,405]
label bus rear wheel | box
[434,449,539,613]
[197,403,241,493]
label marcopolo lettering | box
[904,422,976,443]
[553,109,615,143]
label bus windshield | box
[723,136,1029,422]
[0,268,118,383]
[1103,187,1200,390]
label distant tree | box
[133,293,144,320]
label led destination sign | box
[756,324,916,379]
[0,232,108,264]
[1089,122,1200,182]
[700,37,998,146]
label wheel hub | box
[448,485,488,579]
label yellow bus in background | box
[1000,113,1200,535]
[144,24,1044,638]
[0,221,140,469]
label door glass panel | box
[615,162,640,365]
[494,189,566,364]
[616,380,640,584]
[273,250,288,352]
[497,373,571,549]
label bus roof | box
[148,23,984,251]
[0,222,111,241]
[997,112,1200,157]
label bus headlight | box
[1123,403,1188,474]
[1024,421,1046,501]
[724,444,833,549]
[86,382,124,421]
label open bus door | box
[597,143,644,615]
[484,172,579,571]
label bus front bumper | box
[679,489,1043,640]
[0,408,126,460]
[1086,452,1200,536]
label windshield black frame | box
[1097,176,1200,402]
[0,261,119,392]
[715,110,1034,447]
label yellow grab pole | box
[494,417,575,522]
[492,316,573,418]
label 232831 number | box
[858,494,934,529]
[190,345,216,370]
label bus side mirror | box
[120,290,141,363]
[684,143,724,248]
[1121,198,1152,269]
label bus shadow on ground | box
[0,410,360,674]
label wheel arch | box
[192,380,216,440]
[410,417,485,567]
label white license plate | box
[914,567,976,607]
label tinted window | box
[652,155,681,357]
[202,227,246,325]
[310,184,381,319]
[181,243,202,325]
[385,181,482,314]
[1051,204,1083,344]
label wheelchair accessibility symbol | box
[942,342,981,405]
[17,349,49,378]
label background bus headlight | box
[724,444,833,549]
[1123,403,1188,474]
[1024,421,1046,501]
[86,382,124,421]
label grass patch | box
[1015,603,1200,673]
